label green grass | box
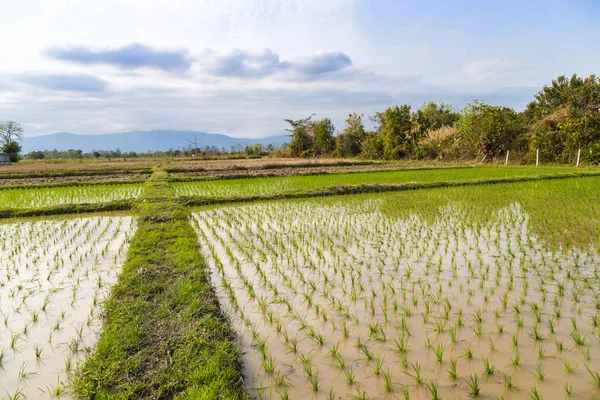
[74,171,246,399]
[173,166,586,198]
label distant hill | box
[21,130,290,153]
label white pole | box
[505,150,510,166]
[536,149,539,166]
[577,148,581,167]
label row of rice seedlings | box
[191,194,600,399]
[172,166,581,199]
[0,183,143,209]
[0,216,135,398]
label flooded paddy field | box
[191,177,600,399]
[0,216,135,399]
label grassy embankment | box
[74,170,246,399]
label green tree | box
[360,132,385,159]
[285,115,314,157]
[371,105,413,159]
[2,141,22,162]
[455,101,523,160]
[525,74,600,162]
[28,150,45,160]
[415,102,459,134]
[334,113,366,157]
[311,118,335,156]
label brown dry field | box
[0,157,363,173]
[170,163,410,180]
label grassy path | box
[74,171,246,399]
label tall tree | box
[455,101,523,160]
[415,102,459,134]
[0,121,24,147]
[311,118,335,156]
[285,115,314,157]
[371,105,413,159]
[525,74,600,162]
[335,113,366,157]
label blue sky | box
[0,0,598,137]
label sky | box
[0,0,598,138]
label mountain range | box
[21,130,290,153]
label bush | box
[2,141,21,162]
[419,126,457,160]
[582,140,600,165]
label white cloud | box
[0,0,595,137]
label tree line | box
[286,74,600,164]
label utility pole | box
[185,135,200,157]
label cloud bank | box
[18,73,108,92]
[45,43,192,71]
[201,49,353,79]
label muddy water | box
[192,200,600,400]
[0,216,135,399]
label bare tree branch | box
[0,121,24,147]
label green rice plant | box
[563,358,575,374]
[464,373,480,397]
[382,368,394,392]
[372,356,385,376]
[564,382,573,397]
[434,342,445,364]
[528,385,541,400]
[263,356,277,374]
[344,367,356,385]
[586,365,600,387]
[425,379,441,400]
[353,386,367,400]
[569,329,587,346]
[393,333,409,355]
[463,344,474,359]
[532,362,545,380]
[274,372,289,387]
[359,342,374,361]
[405,362,423,385]
[309,371,320,392]
[554,338,564,352]
[512,333,519,347]
[500,372,518,391]
[483,358,496,375]
[447,357,457,380]
[537,344,547,359]
[529,326,545,342]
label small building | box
[0,153,10,165]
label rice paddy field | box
[0,216,134,398]
[0,161,599,399]
[191,176,600,399]
[172,166,586,198]
[0,183,143,210]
